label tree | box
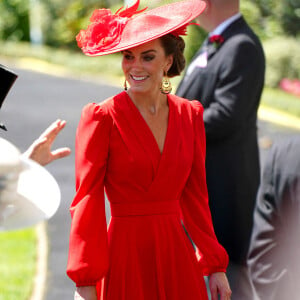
[279,0,300,36]
[253,0,299,37]
[0,0,30,41]
[40,0,108,48]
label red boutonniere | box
[209,35,224,49]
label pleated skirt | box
[96,213,208,300]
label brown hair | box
[159,34,186,78]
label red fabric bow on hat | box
[209,35,224,48]
[76,1,147,55]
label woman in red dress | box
[67,1,231,299]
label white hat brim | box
[0,156,61,231]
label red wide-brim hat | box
[77,0,206,57]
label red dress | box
[67,91,228,300]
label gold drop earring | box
[160,72,172,94]
[124,79,128,91]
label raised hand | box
[23,119,71,166]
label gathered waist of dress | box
[110,200,180,217]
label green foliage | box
[241,1,264,37]
[263,37,300,87]
[253,0,300,37]
[278,0,300,37]
[241,1,283,39]
[0,0,30,41]
[40,0,108,49]
[0,40,124,81]
[0,228,36,300]
[0,0,299,48]
[183,25,206,66]
[253,0,280,16]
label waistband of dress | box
[110,200,180,217]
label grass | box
[0,227,36,300]
[0,41,124,84]
[261,87,300,118]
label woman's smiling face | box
[122,38,173,95]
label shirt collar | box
[209,12,242,37]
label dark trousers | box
[227,262,258,300]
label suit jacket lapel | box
[176,38,210,96]
[207,43,217,59]
[176,67,202,97]
[176,39,208,94]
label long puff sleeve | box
[67,103,112,286]
[180,101,229,275]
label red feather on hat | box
[116,0,147,18]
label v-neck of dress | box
[125,92,172,158]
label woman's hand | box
[23,119,71,166]
[74,286,97,300]
[209,272,232,300]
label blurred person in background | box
[248,136,300,300]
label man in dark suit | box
[248,136,300,300]
[176,0,265,298]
